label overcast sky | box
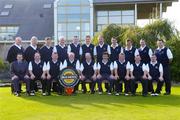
[163,1,180,31]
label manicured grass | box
[0,85,180,120]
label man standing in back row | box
[155,39,173,95]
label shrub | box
[92,19,180,82]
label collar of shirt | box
[73,43,79,47]
[99,43,104,48]
[135,62,140,66]
[140,45,146,50]
[35,60,41,64]
[45,45,51,49]
[14,43,22,49]
[69,60,75,63]
[85,43,91,47]
[86,60,92,65]
[119,60,125,64]
[102,60,108,64]
[52,60,58,63]
[125,46,132,51]
[59,44,66,48]
[30,44,37,50]
[157,46,165,50]
[150,61,157,65]
[111,44,118,49]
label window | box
[4,4,13,9]
[122,10,134,16]
[43,4,52,9]
[56,0,90,43]
[0,11,9,16]
[109,11,121,16]
[97,11,108,17]
[97,16,108,24]
[109,16,121,24]
[0,26,19,40]
[122,16,134,24]
[96,10,135,31]
[58,24,66,31]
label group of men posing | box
[7,35,173,97]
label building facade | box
[54,0,177,44]
[0,0,178,44]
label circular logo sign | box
[59,68,79,88]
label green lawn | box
[0,85,180,120]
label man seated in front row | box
[80,53,97,94]
[130,55,148,96]
[28,52,47,96]
[46,52,64,95]
[114,53,131,96]
[96,52,115,95]
[63,52,81,94]
[11,53,30,96]
[146,54,164,96]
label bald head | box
[68,52,75,61]
[59,36,65,45]
[15,37,22,45]
[30,36,38,46]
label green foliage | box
[0,57,6,72]
[166,35,180,82]
[102,24,124,45]
[0,57,8,72]
[92,19,180,82]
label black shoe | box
[142,94,147,97]
[91,91,95,94]
[164,92,170,95]
[82,91,86,94]
[132,93,136,96]
[26,92,30,96]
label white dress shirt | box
[146,61,163,73]
[28,61,47,71]
[63,59,81,71]
[130,63,147,72]
[53,44,66,53]
[46,61,64,71]
[113,60,131,70]
[125,46,139,56]
[94,43,111,55]
[157,46,173,59]
[97,61,114,71]
[30,44,37,50]
[80,61,97,72]
[67,43,82,55]
[140,45,153,58]
[14,43,22,49]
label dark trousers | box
[12,76,30,93]
[97,74,114,93]
[81,77,96,93]
[30,77,46,93]
[115,78,130,93]
[73,81,79,93]
[51,78,64,94]
[131,78,148,95]
[163,65,171,93]
[148,78,164,93]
